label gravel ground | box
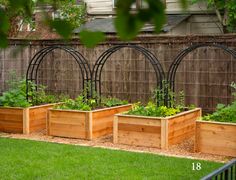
[0,131,232,163]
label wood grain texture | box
[92,105,132,138]
[23,108,29,134]
[118,130,161,148]
[113,116,118,143]
[48,105,131,140]
[115,108,201,149]
[161,119,168,149]
[115,115,162,148]
[195,120,236,157]
[29,104,56,133]
[168,108,201,146]
[48,110,87,139]
[0,108,24,133]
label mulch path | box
[0,131,231,163]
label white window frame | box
[18,19,24,31]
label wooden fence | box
[0,35,235,113]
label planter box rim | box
[50,104,132,113]
[0,106,24,110]
[116,107,201,120]
[197,120,236,126]
[28,102,62,109]
[0,102,61,110]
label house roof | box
[74,15,190,33]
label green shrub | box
[101,97,128,107]
[0,79,31,107]
[55,95,128,111]
[202,82,236,123]
[126,102,181,117]
[55,96,92,111]
[0,74,68,108]
[152,81,186,110]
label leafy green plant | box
[231,82,236,98]
[102,97,128,107]
[126,102,180,117]
[0,74,68,107]
[152,81,187,110]
[202,82,236,123]
[127,81,195,117]
[55,96,92,111]
[0,76,31,107]
[191,0,236,32]
[55,95,128,111]
[0,87,31,107]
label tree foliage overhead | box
[192,0,236,32]
[0,0,189,48]
[0,0,86,47]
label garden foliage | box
[126,102,181,117]
[126,83,194,117]
[55,96,128,111]
[203,82,236,123]
[0,74,68,107]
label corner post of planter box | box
[161,119,168,150]
[46,109,51,136]
[194,109,202,153]
[86,112,93,140]
[23,108,30,134]
[113,115,118,144]
[194,120,200,152]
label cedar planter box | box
[0,103,59,134]
[195,120,236,157]
[48,104,132,140]
[113,108,201,149]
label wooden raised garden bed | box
[195,120,236,157]
[47,104,132,140]
[0,103,59,134]
[113,108,201,149]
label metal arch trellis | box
[26,45,92,101]
[167,43,236,107]
[92,44,165,106]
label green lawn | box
[0,138,223,180]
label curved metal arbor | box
[92,44,165,105]
[26,46,92,101]
[167,43,236,107]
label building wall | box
[167,15,223,35]
[84,0,208,14]
[84,0,222,35]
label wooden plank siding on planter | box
[48,104,132,140]
[0,103,59,134]
[113,108,201,149]
[195,120,236,157]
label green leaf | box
[9,0,34,16]
[0,8,9,48]
[115,0,166,40]
[79,30,105,48]
[49,19,74,39]
[0,9,10,33]
[179,0,188,9]
[0,33,8,48]
[115,13,144,40]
